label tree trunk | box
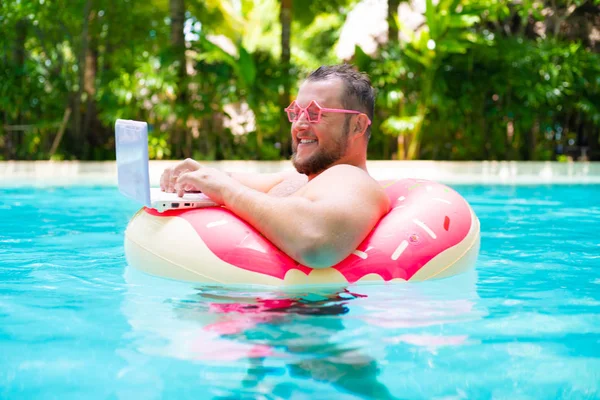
[83,11,98,159]
[503,86,512,160]
[2,38,7,158]
[14,19,27,89]
[406,65,436,160]
[529,118,539,161]
[387,0,400,44]
[279,0,292,158]
[396,135,406,160]
[9,18,28,159]
[170,0,187,159]
[396,98,406,160]
[589,125,599,161]
[73,0,93,159]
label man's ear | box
[353,114,370,136]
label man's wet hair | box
[306,64,375,140]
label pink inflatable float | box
[124,179,480,286]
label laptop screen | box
[115,119,151,206]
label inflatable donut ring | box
[124,179,480,286]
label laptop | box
[115,119,218,212]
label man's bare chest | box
[267,176,308,197]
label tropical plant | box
[0,0,598,161]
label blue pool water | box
[1,184,599,399]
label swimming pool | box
[1,184,599,399]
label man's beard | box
[291,116,351,176]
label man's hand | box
[160,158,201,193]
[174,168,239,205]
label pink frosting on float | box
[144,179,472,282]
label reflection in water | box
[181,288,394,399]
[121,268,483,398]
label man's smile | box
[295,134,319,151]
[298,139,318,146]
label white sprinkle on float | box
[352,250,368,259]
[432,197,452,204]
[397,196,406,201]
[391,240,409,261]
[207,220,228,228]
[413,219,437,239]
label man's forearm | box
[226,171,285,193]
[223,183,336,268]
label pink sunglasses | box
[284,100,372,125]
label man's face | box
[290,78,352,177]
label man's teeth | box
[300,139,317,144]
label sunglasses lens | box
[307,103,320,122]
[286,102,299,122]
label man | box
[160,64,390,269]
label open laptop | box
[115,119,218,212]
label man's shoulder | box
[317,164,378,186]
[307,164,386,198]
[276,165,370,182]
[304,164,390,213]
[278,169,306,180]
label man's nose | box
[294,110,311,127]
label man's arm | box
[160,158,289,194]
[177,164,389,268]
[226,165,390,268]
[227,170,294,193]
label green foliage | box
[0,0,598,161]
[365,0,600,160]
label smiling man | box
[160,64,390,268]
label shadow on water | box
[121,267,483,399]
